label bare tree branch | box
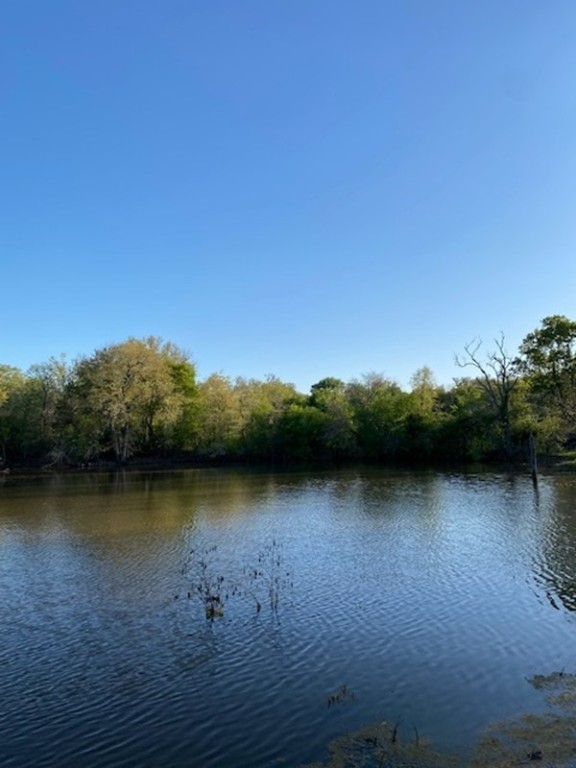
[455,334,519,456]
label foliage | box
[69,337,196,462]
[3,318,576,467]
[518,315,576,444]
[194,374,242,457]
[346,374,411,460]
[236,376,303,460]
[455,336,520,457]
[0,365,28,460]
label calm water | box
[1,467,576,767]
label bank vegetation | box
[2,315,576,470]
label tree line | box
[1,315,576,468]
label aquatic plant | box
[300,719,458,768]
[472,671,576,768]
[182,539,293,621]
[326,684,356,708]
[245,539,293,614]
[301,670,576,768]
[183,545,234,620]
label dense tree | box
[309,377,345,407]
[70,338,196,462]
[195,374,242,457]
[438,378,496,461]
[190,375,304,460]
[409,367,438,415]
[236,376,303,459]
[456,335,519,457]
[307,378,356,460]
[26,356,71,463]
[0,365,26,461]
[169,358,199,449]
[276,403,328,461]
[404,367,443,460]
[347,374,411,459]
[3,318,576,468]
[519,315,576,442]
[0,361,73,463]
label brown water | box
[1,467,575,767]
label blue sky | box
[2,1,576,393]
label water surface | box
[1,468,575,767]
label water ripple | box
[0,469,574,767]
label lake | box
[1,467,576,767]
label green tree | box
[236,376,303,459]
[0,361,73,463]
[437,378,495,461]
[169,358,199,450]
[308,378,356,459]
[518,315,576,442]
[195,374,242,457]
[27,355,71,463]
[277,403,328,461]
[456,335,519,457]
[347,374,410,459]
[71,337,196,462]
[309,377,345,407]
[405,366,443,459]
[409,366,438,416]
[0,365,26,461]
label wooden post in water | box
[529,432,538,486]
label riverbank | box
[1,453,573,482]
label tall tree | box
[439,377,496,461]
[518,315,576,441]
[195,374,242,457]
[235,376,303,459]
[27,355,71,463]
[347,373,410,459]
[455,335,519,457]
[405,366,443,459]
[409,366,438,416]
[71,338,196,462]
[0,365,26,461]
[309,378,356,459]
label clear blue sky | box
[2,1,576,393]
